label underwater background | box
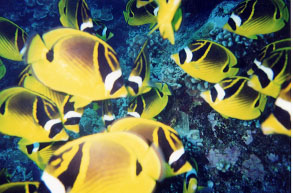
[0,0,291,192]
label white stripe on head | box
[275,97,291,114]
[44,119,62,131]
[168,147,185,165]
[128,76,143,88]
[32,142,40,153]
[80,20,93,31]
[253,58,261,67]
[184,46,193,63]
[258,64,274,81]
[154,7,159,16]
[103,114,115,121]
[105,70,122,91]
[102,27,108,36]
[230,13,242,27]
[127,111,141,118]
[214,83,225,101]
[64,111,82,120]
[41,171,66,193]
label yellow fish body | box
[0,181,39,193]
[253,38,291,64]
[201,77,267,120]
[124,0,158,27]
[150,0,182,44]
[0,17,27,61]
[23,28,127,101]
[171,40,238,83]
[223,0,289,39]
[126,39,152,96]
[0,87,69,142]
[18,138,66,170]
[101,99,116,128]
[248,49,290,98]
[108,117,192,178]
[58,0,114,41]
[183,168,198,193]
[19,71,85,133]
[41,131,163,193]
[261,81,291,136]
[127,83,171,119]
[58,0,93,31]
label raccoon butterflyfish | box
[0,59,6,80]
[171,40,238,83]
[223,0,289,39]
[58,0,114,41]
[23,28,128,101]
[123,0,158,28]
[0,17,27,61]
[248,49,290,98]
[18,138,67,170]
[126,39,152,96]
[92,20,114,41]
[0,87,69,142]
[183,168,198,193]
[261,81,291,136]
[200,77,267,120]
[40,131,164,193]
[136,0,154,8]
[253,38,290,64]
[127,83,171,119]
[18,71,85,133]
[149,0,182,44]
[0,181,39,193]
[58,0,93,31]
[107,117,193,178]
[101,99,116,128]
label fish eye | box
[178,49,186,65]
[46,49,54,62]
[228,18,236,31]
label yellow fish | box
[0,59,6,80]
[0,17,27,61]
[171,40,238,83]
[124,0,158,27]
[19,71,85,133]
[18,138,66,170]
[41,132,164,193]
[223,0,289,39]
[0,87,69,142]
[23,28,128,102]
[108,117,192,178]
[261,80,291,136]
[58,0,114,41]
[248,49,290,98]
[201,77,267,120]
[101,99,116,128]
[58,0,93,31]
[253,38,290,64]
[149,0,182,44]
[126,39,152,96]
[183,168,198,193]
[92,20,114,41]
[127,83,171,119]
[0,181,39,193]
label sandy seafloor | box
[0,0,291,192]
